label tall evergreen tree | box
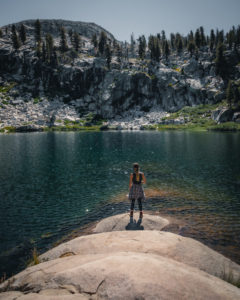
[34,19,41,44]
[0,28,3,38]
[233,85,240,107]
[160,30,166,43]
[215,42,227,78]
[130,32,136,56]
[138,35,146,60]
[19,24,26,44]
[170,33,175,50]
[148,36,161,61]
[148,35,154,59]
[163,40,170,60]
[91,33,98,48]
[188,30,194,42]
[11,25,21,50]
[36,41,41,58]
[105,43,112,69]
[68,29,73,42]
[45,33,54,63]
[199,26,206,46]
[98,31,107,55]
[210,29,215,52]
[73,31,81,52]
[226,80,233,109]
[60,27,68,53]
[42,41,46,62]
[176,34,183,54]
[187,41,195,57]
[195,28,201,48]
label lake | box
[0,130,240,278]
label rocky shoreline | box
[0,213,240,299]
[1,95,240,133]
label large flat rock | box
[1,251,240,300]
[1,214,240,299]
[39,230,240,281]
[92,212,169,233]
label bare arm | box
[129,173,133,189]
[142,172,146,184]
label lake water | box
[0,131,240,278]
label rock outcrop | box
[1,213,240,299]
[1,19,239,130]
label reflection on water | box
[0,131,240,278]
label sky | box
[0,0,240,42]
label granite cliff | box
[0,19,240,131]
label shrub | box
[32,247,40,265]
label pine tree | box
[188,41,195,57]
[170,33,175,50]
[60,27,68,53]
[155,37,161,61]
[195,29,201,48]
[226,80,233,109]
[163,40,170,60]
[148,35,154,59]
[45,33,54,62]
[159,30,166,43]
[73,31,81,52]
[11,25,21,50]
[233,84,240,107]
[0,28,2,38]
[116,44,122,64]
[215,42,227,78]
[91,33,98,48]
[218,30,224,44]
[36,41,41,58]
[148,36,161,62]
[34,19,41,44]
[130,32,136,57]
[98,31,107,55]
[210,29,215,52]
[51,50,58,67]
[105,44,112,69]
[138,35,146,60]
[19,24,26,44]
[188,30,194,42]
[199,26,206,46]
[176,34,183,55]
[68,29,73,41]
[42,41,46,62]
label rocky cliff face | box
[0,19,240,130]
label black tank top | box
[132,172,142,184]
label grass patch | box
[0,126,16,133]
[219,268,240,288]
[33,97,40,104]
[32,247,40,265]
[0,82,16,94]
[43,125,101,131]
[207,122,240,131]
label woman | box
[128,162,146,218]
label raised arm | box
[129,173,133,189]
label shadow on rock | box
[125,216,144,230]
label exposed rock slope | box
[1,19,239,131]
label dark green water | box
[0,131,240,278]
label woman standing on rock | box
[128,163,146,218]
